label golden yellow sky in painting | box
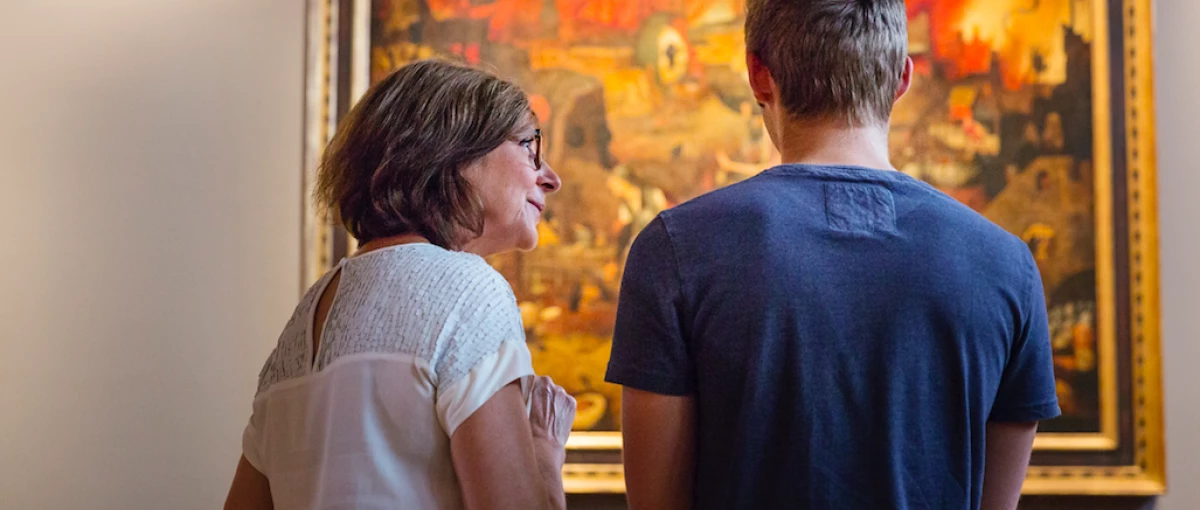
[955,0,1094,86]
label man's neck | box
[773,117,895,170]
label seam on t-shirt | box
[1015,245,1041,362]
[657,213,692,343]
[606,364,693,396]
[994,398,1060,412]
[990,399,1061,422]
[764,163,910,183]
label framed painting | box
[301,0,1164,495]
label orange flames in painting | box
[422,0,743,44]
[418,0,1083,90]
[910,0,1084,90]
[909,0,993,81]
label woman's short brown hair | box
[745,0,908,126]
[315,58,532,248]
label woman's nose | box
[538,162,562,193]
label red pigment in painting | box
[910,0,991,80]
[554,0,691,41]
[467,0,545,43]
[529,94,552,123]
[910,0,1041,91]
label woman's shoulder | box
[428,247,506,285]
[349,244,514,306]
[435,251,517,313]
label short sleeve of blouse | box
[432,262,534,436]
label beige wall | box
[0,1,304,508]
[0,0,1196,509]
[1154,0,1200,507]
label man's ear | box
[746,51,774,108]
[895,56,914,101]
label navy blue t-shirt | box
[605,164,1060,510]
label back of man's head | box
[745,0,908,127]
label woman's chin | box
[485,236,538,255]
[516,233,539,252]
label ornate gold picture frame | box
[301,0,1164,495]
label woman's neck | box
[353,234,430,257]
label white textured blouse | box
[242,244,534,509]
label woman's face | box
[462,120,561,257]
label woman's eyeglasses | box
[519,129,542,170]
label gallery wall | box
[0,0,1196,509]
[0,0,304,508]
[1152,0,1200,507]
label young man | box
[604,1,1061,509]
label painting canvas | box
[371,0,1104,434]
[303,0,1164,495]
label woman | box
[224,59,574,509]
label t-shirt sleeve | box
[605,216,694,395]
[989,250,1062,423]
[241,401,266,472]
[241,349,277,473]
[434,265,535,436]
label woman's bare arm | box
[451,379,572,510]
[223,455,272,510]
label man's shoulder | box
[659,173,787,228]
[910,185,1031,256]
[896,185,1039,290]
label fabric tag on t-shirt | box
[824,182,896,234]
